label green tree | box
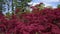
[13,0,32,11]
[57,4,60,8]
[0,0,4,14]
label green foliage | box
[0,0,3,2]
[24,0,31,2]
[57,4,60,8]
[13,0,32,13]
[12,0,31,12]
[13,0,31,8]
[36,3,45,10]
[0,0,3,12]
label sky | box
[29,0,60,8]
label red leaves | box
[0,7,60,34]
